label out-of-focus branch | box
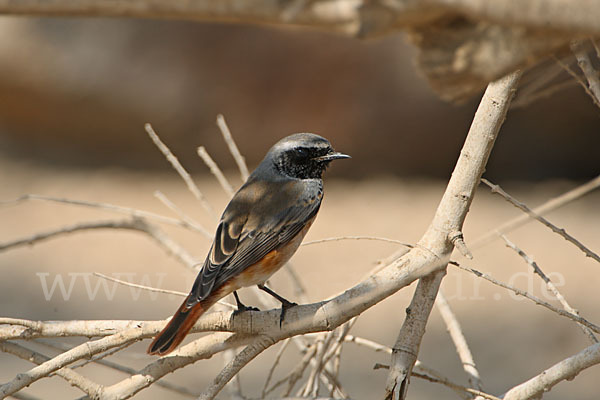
[571,40,600,106]
[0,1,598,100]
[384,70,521,399]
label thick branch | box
[384,70,521,398]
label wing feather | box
[187,180,321,304]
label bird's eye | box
[296,147,307,157]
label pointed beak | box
[312,152,351,162]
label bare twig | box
[482,178,600,263]
[93,272,187,298]
[503,342,600,400]
[450,261,600,334]
[375,364,499,400]
[262,338,292,398]
[0,194,206,234]
[501,235,598,343]
[472,174,600,248]
[216,114,249,181]
[197,146,236,197]
[145,123,217,218]
[0,218,199,270]
[153,190,211,237]
[411,372,502,400]
[435,291,483,390]
[302,236,412,247]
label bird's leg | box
[232,291,259,315]
[257,284,297,326]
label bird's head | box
[265,133,350,180]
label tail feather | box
[147,297,207,356]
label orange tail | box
[147,296,207,356]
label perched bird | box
[148,133,350,355]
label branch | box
[503,342,600,400]
[197,146,235,197]
[384,271,446,399]
[0,341,102,398]
[501,235,598,343]
[145,123,217,218]
[482,178,600,264]
[0,194,209,236]
[216,114,250,181]
[385,70,521,399]
[0,1,598,100]
[471,174,600,248]
[450,261,600,334]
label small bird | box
[148,133,349,355]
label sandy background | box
[1,157,599,399]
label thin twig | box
[145,123,217,218]
[501,235,598,343]
[153,190,211,237]
[93,272,186,297]
[302,236,412,247]
[216,114,249,181]
[435,291,483,390]
[450,261,600,334]
[411,372,502,400]
[482,178,600,263]
[0,194,206,234]
[472,174,600,248]
[262,338,292,398]
[197,146,236,197]
[375,364,499,400]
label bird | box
[147,133,350,355]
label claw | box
[232,291,259,316]
[279,300,298,327]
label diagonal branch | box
[502,235,598,343]
[482,178,600,264]
[435,291,483,390]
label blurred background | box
[0,16,599,400]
